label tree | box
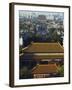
[57,65,64,76]
[20,66,32,79]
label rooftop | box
[32,64,58,74]
[23,42,64,53]
[37,15,47,20]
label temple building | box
[20,42,64,78]
[22,42,64,62]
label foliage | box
[20,66,33,79]
[57,65,64,76]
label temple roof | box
[32,64,58,74]
[23,42,64,53]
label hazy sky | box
[19,10,64,19]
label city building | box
[36,15,48,35]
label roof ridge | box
[37,64,57,66]
[57,42,64,50]
[22,44,32,51]
[32,64,39,71]
[32,42,59,44]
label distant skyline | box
[19,10,64,20]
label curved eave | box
[20,53,64,59]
